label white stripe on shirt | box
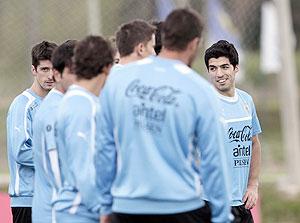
[41,134,48,175]
[68,192,81,214]
[22,91,35,140]
[222,116,252,124]
[15,164,20,195]
[14,91,35,194]
[49,149,62,188]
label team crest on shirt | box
[242,101,251,114]
[46,125,52,132]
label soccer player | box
[32,40,77,223]
[53,36,114,223]
[115,19,156,66]
[95,9,232,223]
[204,40,262,223]
[6,41,57,223]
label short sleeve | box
[250,99,262,136]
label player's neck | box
[119,54,141,65]
[74,74,107,96]
[217,88,236,97]
[30,80,49,98]
[159,49,190,66]
[54,84,65,94]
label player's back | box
[54,85,101,223]
[32,89,63,223]
[99,56,227,214]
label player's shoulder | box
[43,89,63,107]
[62,86,96,114]
[236,88,253,102]
[112,57,153,74]
[180,68,213,95]
[110,63,125,73]
[152,56,209,86]
[105,57,154,91]
[37,95,60,120]
[9,89,40,113]
[11,90,30,105]
[185,69,209,86]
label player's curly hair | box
[73,35,114,79]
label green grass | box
[261,183,300,223]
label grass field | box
[261,183,300,223]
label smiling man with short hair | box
[205,40,262,223]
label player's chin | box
[43,84,54,90]
[216,85,228,92]
[217,85,226,92]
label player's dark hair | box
[52,40,77,74]
[151,20,163,55]
[204,40,239,69]
[116,19,155,57]
[31,41,57,69]
[162,8,203,51]
[73,35,114,80]
[109,36,119,64]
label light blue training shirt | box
[95,56,232,223]
[217,89,262,206]
[53,85,101,223]
[7,89,42,207]
[32,88,63,223]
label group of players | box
[6,8,261,223]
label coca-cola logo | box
[125,79,181,106]
[228,126,252,143]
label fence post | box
[275,0,300,193]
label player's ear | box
[31,65,37,77]
[234,65,239,72]
[136,43,144,56]
[53,69,61,82]
[103,64,113,76]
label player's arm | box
[243,98,262,209]
[100,215,112,223]
[94,83,116,219]
[10,102,34,167]
[243,135,261,209]
[196,88,232,223]
[45,119,62,189]
[48,147,62,188]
